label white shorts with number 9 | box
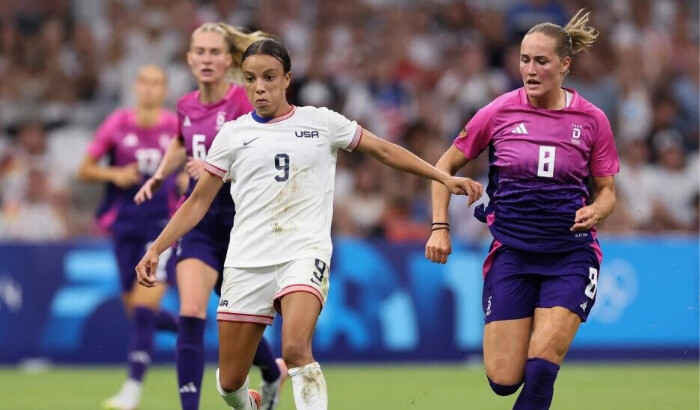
[216,258,330,325]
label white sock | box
[216,368,254,410]
[119,378,142,407]
[289,362,327,410]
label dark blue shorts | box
[114,232,175,292]
[482,241,600,323]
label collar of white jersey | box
[251,105,296,124]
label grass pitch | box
[0,362,696,409]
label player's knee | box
[528,337,569,363]
[282,339,312,368]
[178,302,207,318]
[218,368,248,393]
[487,375,523,396]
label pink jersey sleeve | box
[87,110,124,159]
[230,85,254,118]
[590,109,620,176]
[453,101,500,160]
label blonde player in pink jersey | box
[426,9,619,410]
[135,39,481,410]
[133,24,285,410]
[78,65,180,410]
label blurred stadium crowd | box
[0,0,697,243]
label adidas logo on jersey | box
[179,382,197,393]
[183,116,191,127]
[511,123,528,134]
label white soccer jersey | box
[205,105,362,268]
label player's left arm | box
[571,175,616,232]
[136,171,224,287]
[355,129,482,202]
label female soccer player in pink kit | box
[78,65,180,410]
[425,9,619,410]
[134,24,284,410]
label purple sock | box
[253,337,280,383]
[154,309,178,333]
[487,375,522,396]
[177,316,206,410]
[128,307,155,382]
[513,358,560,410]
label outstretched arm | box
[77,155,142,189]
[571,175,616,231]
[134,137,188,203]
[355,129,482,201]
[135,171,224,287]
[425,145,473,264]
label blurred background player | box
[134,23,285,410]
[425,9,619,410]
[136,38,481,410]
[77,64,180,410]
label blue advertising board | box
[0,236,696,364]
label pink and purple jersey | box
[177,84,252,161]
[175,84,252,266]
[87,108,178,235]
[176,84,252,202]
[454,88,619,253]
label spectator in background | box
[504,0,568,40]
[613,138,656,231]
[565,47,618,121]
[335,158,387,238]
[0,121,69,216]
[382,122,446,242]
[288,49,343,112]
[670,41,699,151]
[647,129,699,232]
[0,166,67,240]
[343,54,413,142]
[615,46,653,143]
[436,37,509,131]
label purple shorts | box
[114,233,176,292]
[482,241,600,323]
[175,207,232,294]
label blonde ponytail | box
[527,8,598,59]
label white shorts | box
[216,258,330,325]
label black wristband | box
[431,222,450,226]
[431,226,450,232]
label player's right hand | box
[445,176,483,206]
[134,176,163,204]
[185,157,205,180]
[135,248,160,288]
[112,163,142,189]
[425,228,452,264]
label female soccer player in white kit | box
[136,39,483,410]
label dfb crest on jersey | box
[216,111,226,130]
[123,133,139,147]
[159,133,171,149]
[571,124,582,145]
